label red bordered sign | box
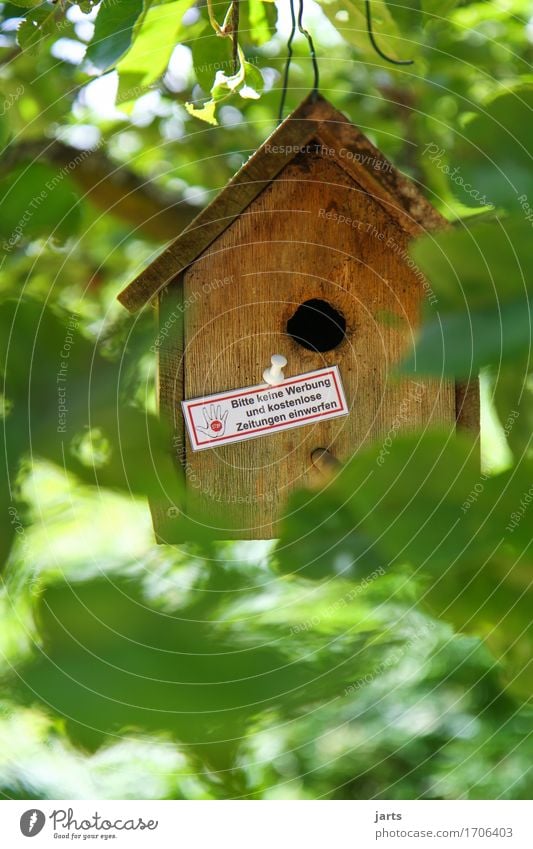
[182,366,349,452]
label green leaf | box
[78,0,99,11]
[412,217,531,311]
[86,0,145,72]
[402,217,533,377]
[185,99,218,125]
[188,38,261,123]
[0,114,9,151]
[8,574,391,752]
[320,0,409,64]
[29,6,55,30]
[454,85,533,212]
[421,0,459,17]
[493,367,533,461]
[403,303,531,378]
[241,61,263,98]
[16,18,43,54]
[116,0,196,90]
[277,432,533,700]
[387,0,460,28]
[0,298,189,540]
[6,0,42,7]
[246,0,277,45]
[192,23,233,93]
[385,0,421,30]
[211,67,242,100]
[0,162,81,246]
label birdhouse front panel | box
[118,96,477,544]
[173,146,455,538]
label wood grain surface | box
[165,149,457,539]
[118,94,446,313]
[149,279,186,542]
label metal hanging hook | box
[278,0,320,123]
[365,0,414,66]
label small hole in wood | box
[287,299,346,352]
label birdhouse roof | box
[118,93,444,313]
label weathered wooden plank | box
[315,118,445,235]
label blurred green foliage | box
[0,0,531,800]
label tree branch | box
[2,139,199,241]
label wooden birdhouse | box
[118,95,478,541]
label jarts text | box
[374,811,402,823]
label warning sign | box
[182,366,349,451]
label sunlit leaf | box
[116,0,197,88]
[185,99,217,125]
[245,0,277,45]
[86,0,145,72]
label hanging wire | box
[297,0,319,93]
[278,0,413,123]
[278,0,297,122]
[278,0,319,123]
[364,0,413,66]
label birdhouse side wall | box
[149,277,186,541]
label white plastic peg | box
[263,354,287,386]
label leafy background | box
[0,0,532,799]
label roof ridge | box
[118,94,443,313]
